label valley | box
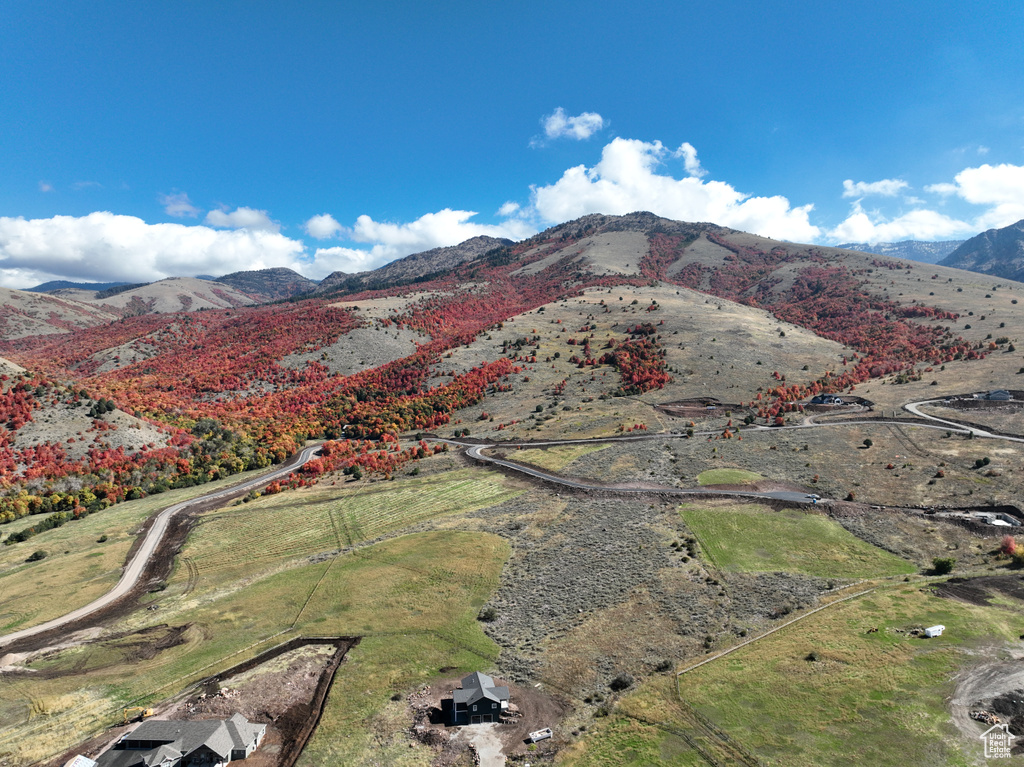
[2,214,1024,766]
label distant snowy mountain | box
[837,239,965,264]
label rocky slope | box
[316,235,513,294]
[940,218,1024,281]
[214,267,318,301]
[837,239,964,264]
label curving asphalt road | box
[904,398,1024,443]
[4,397,1019,652]
[440,398,1024,502]
[0,444,323,650]
[461,443,818,503]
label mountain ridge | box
[940,218,1024,281]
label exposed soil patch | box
[39,637,358,767]
[167,639,357,767]
[950,643,1024,756]
[989,688,1024,754]
[655,398,743,419]
[408,675,568,764]
[930,575,1024,607]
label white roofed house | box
[449,671,510,725]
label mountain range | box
[5,211,1024,767]
[940,218,1024,281]
[24,222,1024,317]
[836,239,964,264]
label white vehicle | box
[529,727,553,742]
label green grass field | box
[0,530,509,767]
[696,468,763,486]
[679,503,915,578]
[177,468,521,588]
[565,584,1024,766]
[0,465,278,634]
[674,585,1023,766]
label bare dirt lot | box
[931,575,1024,607]
[949,643,1024,757]
[41,639,356,767]
[407,675,568,764]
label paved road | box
[6,397,1019,651]
[460,444,818,504]
[0,444,323,650]
[904,398,1024,443]
[438,400,1024,503]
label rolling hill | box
[315,234,513,294]
[0,286,119,340]
[4,213,1024,767]
[49,276,257,315]
[214,267,318,301]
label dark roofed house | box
[449,671,510,725]
[987,389,1012,401]
[95,714,265,767]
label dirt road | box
[949,645,1024,758]
[0,444,323,650]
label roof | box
[64,757,99,767]
[453,671,510,706]
[118,715,265,760]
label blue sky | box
[1,0,1023,288]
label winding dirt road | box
[4,396,1020,653]
[0,444,323,650]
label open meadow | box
[563,583,1024,766]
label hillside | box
[316,234,513,294]
[4,213,1024,767]
[214,267,318,301]
[26,280,131,294]
[940,218,1024,281]
[0,286,119,340]
[53,276,257,315]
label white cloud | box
[924,182,958,196]
[0,212,305,288]
[304,209,535,278]
[828,203,974,244]
[678,142,706,178]
[38,181,53,193]
[841,178,909,198]
[831,161,1024,243]
[529,137,820,242]
[926,162,1024,230]
[308,246,381,276]
[304,213,344,239]
[941,163,1024,206]
[497,201,520,217]
[534,108,606,145]
[159,192,200,218]
[204,206,279,232]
